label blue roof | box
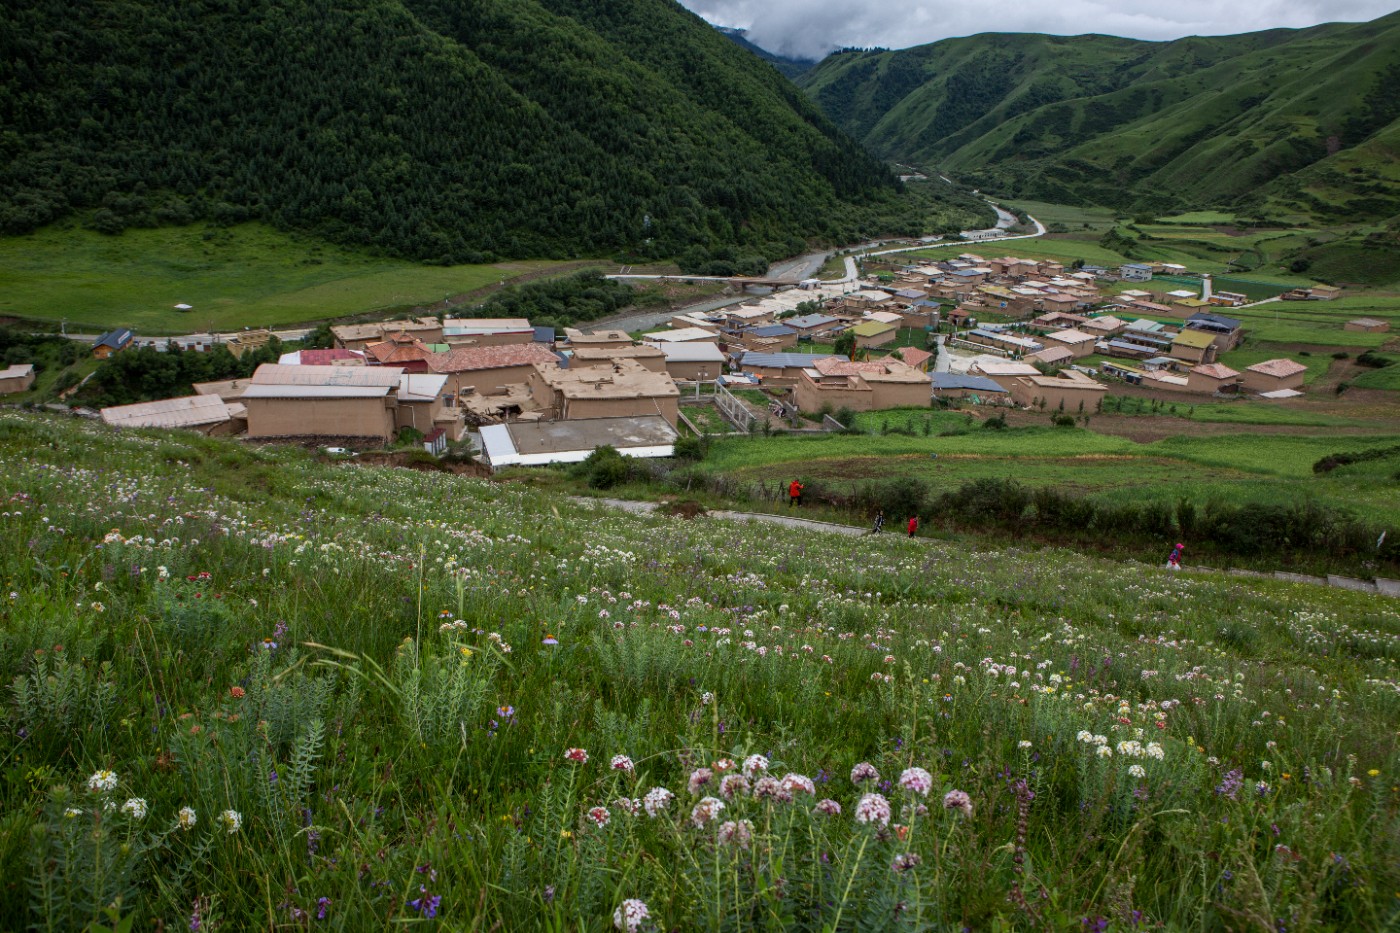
[95,329,133,350]
[1122,263,1152,270]
[749,324,795,338]
[915,300,941,309]
[950,269,984,278]
[893,289,925,299]
[786,314,837,329]
[533,326,556,344]
[740,352,848,369]
[931,373,1007,392]
[1186,312,1241,331]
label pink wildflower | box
[742,754,769,777]
[613,898,649,933]
[586,806,611,828]
[564,748,589,765]
[854,793,891,827]
[898,767,933,797]
[719,774,750,799]
[850,762,880,784]
[642,787,674,818]
[751,776,793,803]
[813,799,842,817]
[717,819,754,848]
[943,789,973,818]
[610,755,635,774]
[780,773,816,796]
[687,767,714,796]
[690,796,725,827]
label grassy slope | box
[0,223,564,334]
[0,410,1397,930]
[799,13,1400,221]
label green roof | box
[1172,329,1216,349]
[852,321,896,337]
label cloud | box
[680,0,1400,60]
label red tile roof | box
[430,343,560,373]
[299,348,363,365]
[1245,358,1307,378]
[1191,363,1239,379]
[898,347,933,368]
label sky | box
[678,0,1400,60]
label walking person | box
[870,509,885,535]
[1166,542,1184,571]
[788,479,804,508]
[907,515,919,538]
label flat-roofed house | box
[1026,346,1074,368]
[479,416,678,470]
[963,329,1043,356]
[850,320,898,349]
[1082,315,1127,338]
[1241,358,1307,394]
[441,318,534,348]
[1184,312,1244,350]
[1040,328,1097,359]
[332,317,441,350]
[570,345,667,373]
[528,359,681,426]
[736,324,798,352]
[969,359,1042,392]
[1309,285,1342,300]
[793,357,931,413]
[1344,317,1390,333]
[430,343,562,400]
[641,327,720,345]
[563,328,635,350]
[784,313,840,339]
[0,363,36,395]
[279,348,366,367]
[930,372,1008,400]
[100,395,237,435]
[1009,370,1107,411]
[1169,328,1219,365]
[1187,363,1241,395]
[242,365,405,441]
[656,342,727,382]
[396,372,466,441]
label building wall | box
[1186,373,1237,395]
[665,360,721,382]
[854,329,896,350]
[246,397,395,440]
[744,364,806,387]
[794,375,872,412]
[1241,370,1305,393]
[0,372,36,395]
[564,396,679,426]
[1169,343,1214,365]
[443,363,539,398]
[1009,379,1106,411]
[869,380,932,409]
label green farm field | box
[0,223,571,335]
[1,410,1398,930]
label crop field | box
[0,223,568,335]
[704,426,1400,526]
[0,411,1397,930]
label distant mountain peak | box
[715,25,818,79]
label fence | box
[714,383,755,434]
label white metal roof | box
[100,394,231,429]
[240,384,392,399]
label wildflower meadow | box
[0,411,1397,930]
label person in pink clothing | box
[907,516,919,537]
[1166,542,1184,571]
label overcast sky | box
[680,0,1400,60]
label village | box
[2,252,1373,469]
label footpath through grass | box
[1,410,1397,930]
[0,222,570,334]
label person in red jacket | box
[788,479,804,507]
[907,516,919,537]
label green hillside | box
[1,410,1398,929]
[716,26,817,80]
[0,0,897,264]
[798,12,1400,221]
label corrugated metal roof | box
[429,344,560,373]
[241,384,392,399]
[659,343,726,362]
[931,373,1007,392]
[101,394,230,428]
[740,352,849,369]
[252,364,403,387]
[399,374,448,402]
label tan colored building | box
[226,329,274,359]
[657,342,727,382]
[100,395,238,434]
[793,357,930,413]
[1041,329,1097,359]
[563,328,635,350]
[0,363,36,395]
[1082,315,1127,338]
[570,345,667,373]
[895,347,933,372]
[1344,317,1390,333]
[1168,329,1218,365]
[737,352,848,387]
[242,365,404,441]
[430,343,561,399]
[1186,363,1241,395]
[641,327,720,346]
[528,359,680,426]
[851,320,898,349]
[970,359,1042,392]
[1241,359,1307,394]
[1026,346,1074,368]
[1009,370,1107,411]
[1309,285,1342,300]
[442,318,534,347]
[395,373,466,441]
[332,318,442,351]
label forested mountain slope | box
[0,0,895,263]
[715,27,817,80]
[798,12,1400,219]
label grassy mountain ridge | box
[797,12,1400,220]
[0,0,895,264]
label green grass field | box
[2,410,1398,930]
[0,223,570,335]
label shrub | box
[672,434,708,462]
[576,445,631,489]
[981,414,1007,430]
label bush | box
[1051,413,1076,428]
[981,413,1007,430]
[672,434,708,462]
[833,407,857,429]
[576,445,630,489]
